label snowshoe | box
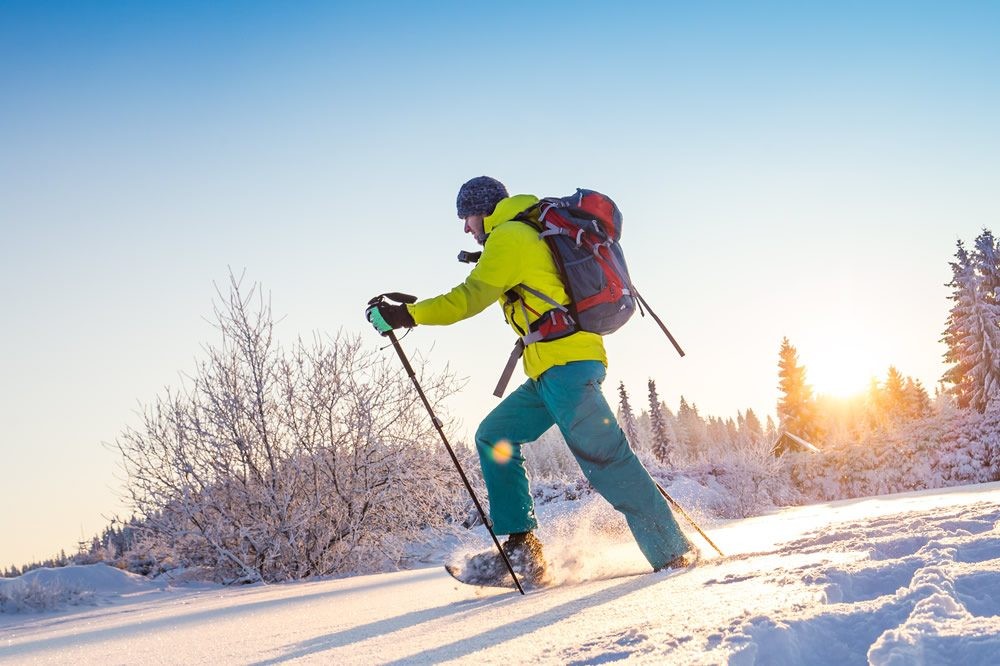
[446,531,549,588]
[655,547,700,573]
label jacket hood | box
[484,194,539,235]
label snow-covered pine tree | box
[524,427,579,481]
[725,417,739,445]
[707,416,730,448]
[971,230,1000,408]
[904,377,932,419]
[673,396,690,449]
[777,337,822,441]
[617,381,642,450]
[678,398,707,453]
[865,376,886,431]
[744,408,764,443]
[647,379,672,464]
[884,366,907,422]
[765,415,777,443]
[943,241,977,407]
[975,229,1000,298]
[941,236,1000,412]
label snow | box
[2,482,998,665]
[0,565,160,614]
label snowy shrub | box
[0,578,95,613]
[520,410,800,521]
[788,403,1000,503]
[531,477,595,505]
[116,275,468,583]
[671,436,796,518]
[524,427,585,482]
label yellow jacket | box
[407,194,607,380]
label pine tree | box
[777,337,821,441]
[764,415,777,443]
[725,417,739,445]
[676,396,706,452]
[883,366,907,421]
[744,409,763,443]
[975,229,1000,298]
[647,379,672,464]
[941,235,1000,412]
[903,377,931,419]
[617,381,642,450]
[705,416,729,447]
[865,376,884,431]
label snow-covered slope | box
[2,482,998,665]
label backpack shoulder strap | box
[512,204,543,231]
[517,283,568,313]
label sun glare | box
[799,328,884,399]
[808,355,874,398]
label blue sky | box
[2,1,999,567]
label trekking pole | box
[654,482,724,557]
[633,290,685,358]
[369,293,525,595]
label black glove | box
[365,301,416,334]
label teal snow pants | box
[475,360,692,570]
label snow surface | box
[2,482,998,665]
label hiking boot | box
[502,531,548,586]
[655,547,699,572]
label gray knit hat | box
[456,176,508,218]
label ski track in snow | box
[1,483,998,665]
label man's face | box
[463,214,487,246]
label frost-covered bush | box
[930,401,1000,484]
[667,437,797,518]
[0,578,94,613]
[116,275,467,583]
[788,404,1000,503]
[524,427,583,482]
[521,412,798,520]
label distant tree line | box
[611,380,773,469]
[3,518,145,579]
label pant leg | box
[538,361,692,569]
[475,378,555,535]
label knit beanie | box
[456,176,509,218]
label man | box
[366,176,695,582]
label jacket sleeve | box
[407,224,524,326]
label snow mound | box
[0,564,157,614]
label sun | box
[798,328,884,399]
[807,354,875,398]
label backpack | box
[513,189,636,340]
[490,189,634,396]
[491,188,685,397]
